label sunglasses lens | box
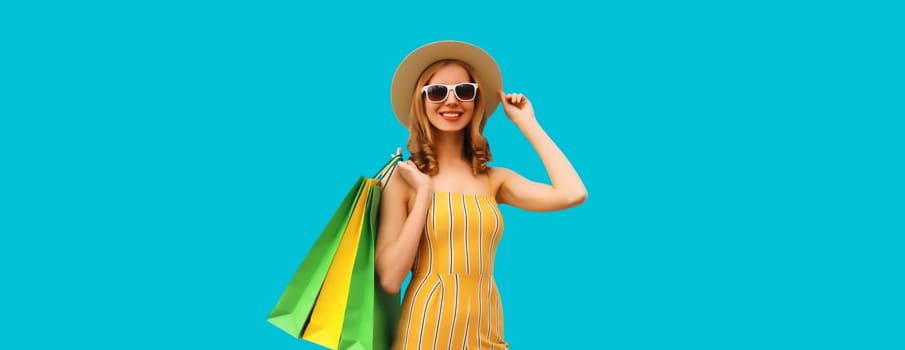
[425,85,449,102]
[455,84,477,101]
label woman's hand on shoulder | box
[392,148,433,195]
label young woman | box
[376,41,587,349]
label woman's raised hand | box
[498,90,537,126]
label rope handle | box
[374,153,403,189]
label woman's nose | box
[444,94,460,105]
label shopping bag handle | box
[374,154,403,189]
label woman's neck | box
[433,129,467,166]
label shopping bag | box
[266,177,367,338]
[304,155,401,348]
[337,184,400,350]
[267,154,401,346]
[301,179,374,348]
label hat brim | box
[391,41,502,128]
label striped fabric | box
[393,187,508,350]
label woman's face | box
[422,64,476,133]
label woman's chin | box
[430,117,470,132]
[433,124,468,133]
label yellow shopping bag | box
[302,179,377,349]
[267,154,400,349]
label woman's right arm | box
[375,166,432,295]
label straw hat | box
[390,40,503,127]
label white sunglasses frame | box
[421,83,479,103]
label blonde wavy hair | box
[406,60,492,176]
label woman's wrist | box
[513,116,540,130]
[414,186,433,201]
[515,117,543,137]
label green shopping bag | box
[266,176,366,338]
[338,181,401,350]
[267,154,401,343]
[302,181,373,348]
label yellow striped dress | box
[392,178,508,350]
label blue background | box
[2,1,902,349]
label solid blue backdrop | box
[1,1,902,349]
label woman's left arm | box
[493,91,588,212]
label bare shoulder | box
[487,166,518,196]
[382,164,414,209]
[488,166,518,181]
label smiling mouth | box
[440,112,462,121]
